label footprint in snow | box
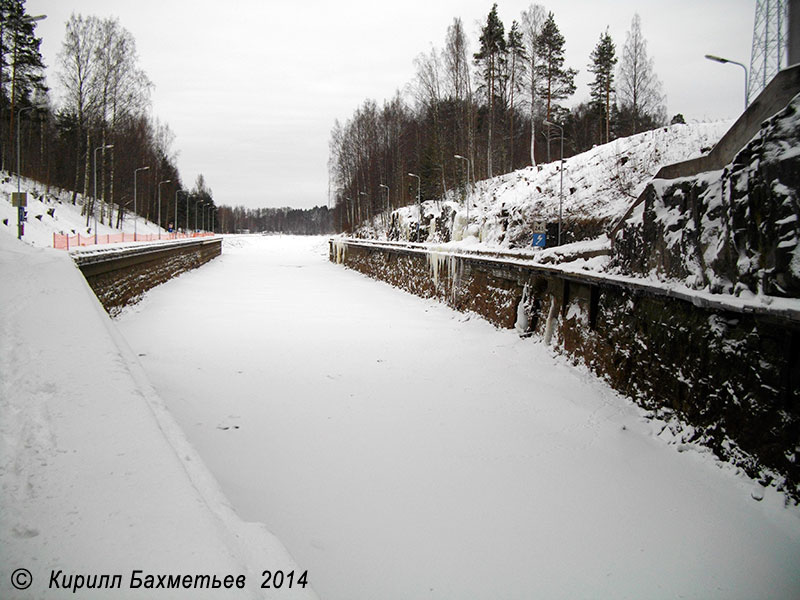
[13,526,39,538]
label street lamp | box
[186,193,193,232]
[174,189,182,237]
[16,106,37,192]
[379,184,390,213]
[133,166,149,241]
[175,189,190,236]
[543,119,564,246]
[359,191,368,224]
[14,104,42,239]
[408,173,421,241]
[454,154,470,224]
[705,54,749,110]
[157,179,171,239]
[195,198,203,233]
[379,183,390,234]
[93,143,114,244]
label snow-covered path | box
[0,233,315,600]
[117,235,800,600]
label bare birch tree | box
[58,13,99,209]
[617,13,665,135]
[521,3,545,166]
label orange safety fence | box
[53,231,215,250]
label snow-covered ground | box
[0,232,316,597]
[358,121,732,250]
[0,172,167,248]
[117,235,800,600]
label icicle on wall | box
[426,250,462,306]
[332,239,347,264]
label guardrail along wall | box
[330,238,800,499]
[73,238,222,316]
[54,230,215,250]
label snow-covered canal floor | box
[117,235,800,600]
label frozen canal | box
[117,235,800,600]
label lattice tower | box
[749,0,789,103]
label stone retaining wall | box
[73,238,222,316]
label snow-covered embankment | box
[0,234,316,599]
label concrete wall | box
[73,238,222,316]
[331,238,800,498]
[610,64,800,241]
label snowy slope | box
[357,121,731,250]
[0,171,166,248]
[0,233,316,598]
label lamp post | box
[16,106,36,192]
[705,54,749,111]
[195,198,202,233]
[379,184,390,213]
[359,191,368,224]
[156,179,171,239]
[408,172,421,241]
[543,119,564,246]
[454,154,470,224]
[93,143,114,244]
[133,166,149,241]
[14,105,40,239]
[174,189,182,237]
[186,194,192,232]
[379,184,390,234]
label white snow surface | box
[0,232,316,599]
[116,234,800,600]
[0,172,167,248]
[359,120,731,250]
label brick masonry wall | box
[75,239,222,317]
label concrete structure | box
[610,63,800,242]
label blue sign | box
[532,233,546,248]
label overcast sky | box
[28,0,754,210]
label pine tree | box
[588,28,616,144]
[474,3,506,178]
[535,12,576,161]
[506,20,526,171]
[1,0,47,171]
